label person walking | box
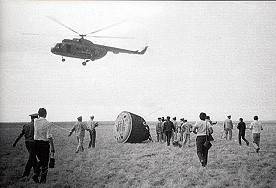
[161,117,166,142]
[237,118,249,146]
[163,116,176,146]
[179,118,185,142]
[192,112,213,167]
[32,108,55,184]
[69,116,91,152]
[205,116,215,141]
[182,119,192,147]
[223,115,233,140]
[156,117,162,142]
[249,116,263,153]
[87,115,98,148]
[13,113,39,179]
[175,118,182,142]
[172,117,177,141]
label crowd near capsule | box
[13,108,263,183]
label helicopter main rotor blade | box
[88,35,135,39]
[47,16,81,35]
[22,32,40,36]
[85,20,126,36]
[21,32,74,38]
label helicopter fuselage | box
[51,38,108,61]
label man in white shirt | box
[87,115,98,148]
[223,115,233,140]
[32,108,55,184]
[249,116,263,153]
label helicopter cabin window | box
[66,44,72,53]
[58,43,62,49]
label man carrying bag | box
[192,112,213,167]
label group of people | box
[156,116,193,147]
[68,115,98,153]
[13,108,55,183]
[222,115,263,153]
[13,108,98,184]
[155,113,264,167]
[13,108,264,183]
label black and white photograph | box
[0,1,276,187]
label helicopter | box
[49,17,148,66]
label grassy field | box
[0,121,275,188]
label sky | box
[0,1,276,122]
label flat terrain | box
[0,121,276,188]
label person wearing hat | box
[69,116,91,152]
[223,115,233,140]
[13,113,39,179]
[32,108,55,184]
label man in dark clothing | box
[237,118,249,146]
[144,122,153,142]
[13,113,39,179]
[163,116,176,146]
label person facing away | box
[182,119,192,147]
[87,115,98,148]
[206,115,217,126]
[179,118,185,142]
[161,117,166,142]
[175,118,183,142]
[192,112,213,167]
[13,113,39,179]
[205,116,215,141]
[163,116,176,146]
[223,115,233,140]
[32,108,55,184]
[172,117,177,141]
[237,118,249,146]
[156,117,162,142]
[249,116,263,153]
[69,116,91,152]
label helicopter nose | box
[51,47,55,53]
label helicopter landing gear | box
[62,57,65,62]
[82,59,89,66]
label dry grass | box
[0,121,276,188]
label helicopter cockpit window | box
[55,43,62,49]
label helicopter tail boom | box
[137,46,148,54]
